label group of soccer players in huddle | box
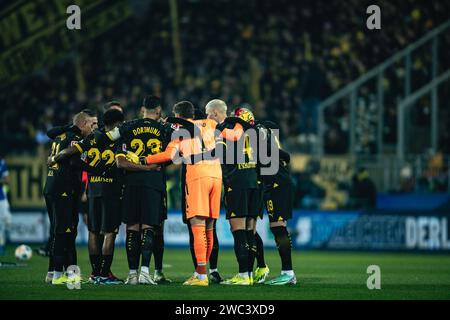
[43,95,296,286]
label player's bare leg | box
[125,224,141,285]
[266,220,296,285]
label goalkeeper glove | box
[125,151,140,164]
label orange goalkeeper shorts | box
[185,177,222,220]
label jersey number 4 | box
[243,135,254,161]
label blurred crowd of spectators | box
[290,151,449,210]
[1,0,450,157]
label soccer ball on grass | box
[15,244,32,261]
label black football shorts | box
[49,191,79,234]
[263,182,293,222]
[88,195,122,233]
[224,186,261,219]
[122,185,167,226]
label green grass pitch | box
[1,245,449,300]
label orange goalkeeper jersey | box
[145,118,222,183]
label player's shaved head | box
[205,99,227,114]
[73,110,97,137]
[205,99,227,124]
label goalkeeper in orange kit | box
[144,101,222,286]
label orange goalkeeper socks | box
[191,224,207,275]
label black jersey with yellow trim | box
[254,121,292,188]
[216,120,258,189]
[114,118,170,190]
[75,129,122,197]
[43,126,84,196]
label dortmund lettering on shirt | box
[217,121,257,189]
[75,129,122,197]
[115,118,169,191]
[43,127,84,196]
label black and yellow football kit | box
[216,121,259,220]
[257,122,294,223]
[115,118,169,226]
[43,126,84,234]
[75,129,123,234]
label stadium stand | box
[2,0,450,153]
[1,0,449,209]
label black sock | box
[126,230,141,270]
[89,254,101,276]
[71,236,77,266]
[246,230,257,275]
[53,233,66,272]
[99,255,113,277]
[188,224,197,268]
[64,233,77,269]
[48,255,55,273]
[44,234,52,253]
[209,227,219,270]
[141,228,154,269]
[255,232,266,268]
[152,226,164,271]
[88,232,102,275]
[271,226,293,271]
[48,236,55,272]
[232,229,249,273]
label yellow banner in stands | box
[5,156,47,209]
[0,0,131,85]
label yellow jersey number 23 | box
[130,138,162,156]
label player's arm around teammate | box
[146,101,222,286]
